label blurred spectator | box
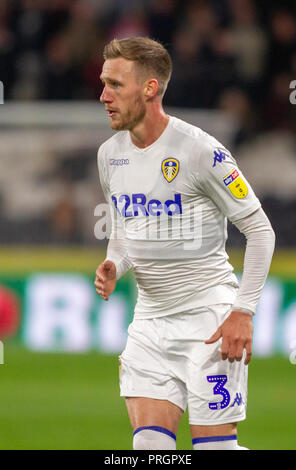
[0,0,296,247]
[261,72,296,132]
[0,0,17,98]
[65,0,97,66]
[0,0,294,115]
[82,34,105,100]
[107,8,149,41]
[184,0,217,40]
[267,9,296,77]
[166,1,237,108]
[165,28,204,107]
[218,87,258,146]
[14,0,46,54]
[12,51,43,99]
[43,31,80,100]
[223,0,268,99]
[49,186,81,244]
[148,0,178,48]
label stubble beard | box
[110,95,146,131]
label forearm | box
[106,237,133,280]
[232,208,275,314]
[104,196,133,280]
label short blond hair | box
[103,37,172,96]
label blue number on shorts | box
[207,375,230,410]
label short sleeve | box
[196,141,261,222]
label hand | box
[205,310,253,365]
[94,260,117,301]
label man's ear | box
[143,78,159,99]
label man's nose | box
[100,87,111,103]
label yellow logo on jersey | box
[223,169,248,199]
[118,357,122,375]
[162,158,179,183]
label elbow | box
[271,226,276,243]
[266,218,276,246]
[263,223,276,258]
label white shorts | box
[119,304,248,425]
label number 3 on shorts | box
[207,375,230,410]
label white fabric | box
[193,442,249,450]
[193,438,238,450]
[232,207,275,314]
[133,429,176,450]
[119,304,248,426]
[98,115,266,319]
[100,187,133,280]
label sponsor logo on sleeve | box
[212,148,230,167]
[223,169,248,199]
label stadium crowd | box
[1,0,296,137]
[0,0,295,246]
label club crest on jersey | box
[162,158,179,183]
[223,169,248,199]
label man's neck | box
[130,108,169,149]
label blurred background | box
[0,0,296,450]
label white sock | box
[133,426,177,450]
[192,434,238,450]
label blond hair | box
[103,37,172,96]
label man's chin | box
[109,118,126,131]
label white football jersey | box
[98,116,261,319]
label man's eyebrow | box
[100,76,123,85]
